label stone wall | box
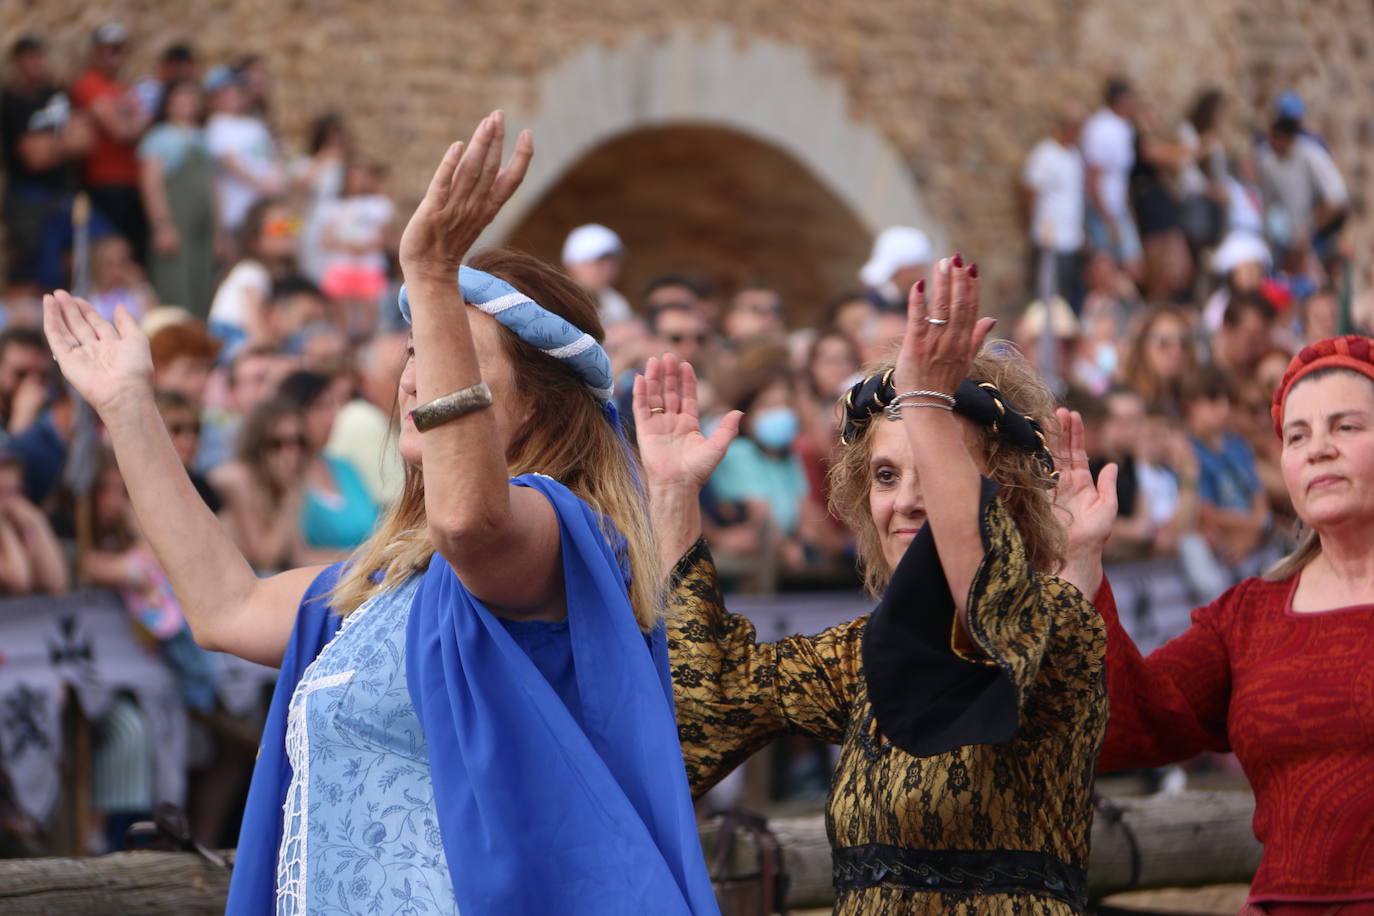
[6,0,1373,318]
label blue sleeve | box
[1192,442,1221,506]
[10,411,67,505]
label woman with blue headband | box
[42,112,717,915]
[637,258,1118,914]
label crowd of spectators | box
[0,25,1368,846]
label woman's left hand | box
[891,255,997,399]
[398,111,534,280]
[1050,407,1118,596]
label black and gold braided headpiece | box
[839,368,1058,484]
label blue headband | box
[398,267,615,404]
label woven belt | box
[832,844,1087,911]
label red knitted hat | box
[1270,335,1374,438]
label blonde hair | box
[331,249,661,630]
[827,346,1065,597]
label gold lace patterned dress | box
[669,486,1107,914]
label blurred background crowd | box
[0,21,1367,857]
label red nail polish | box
[952,253,963,268]
[916,280,925,294]
[968,263,979,278]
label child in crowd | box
[266,276,329,353]
[206,198,299,354]
[80,451,218,713]
[89,235,157,323]
[317,157,394,341]
[1179,364,1271,586]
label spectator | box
[268,275,329,352]
[2,36,81,288]
[230,54,272,124]
[1013,294,1079,387]
[710,360,809,572]
[327,332,407,507]
[1180,364,1271,580]
[295,322,351,375]
[149,319,220,409]
[0,326,54,439]
[0,326,70,505]
[132,42,197,120]
[1081,386,1150,560]
[1081,77,1142,279]
[724,285,786,343]
[642,272,713,318]
[276,370,378,557]
[206,197,299,351]
[69,23,151,265]
[804,328,862,404]
[1202,230,1270,332]
[1121,304,1196,410]
[88,234,156,322]
[1257,114,1348,270]
[208,396,309,573]
[138,76,217,318]
[820,291,878,351]
[858,226,933,310]
[81,448,217,712]
[0,448,68,595]
[154,390,221,513]
[1022,101,1086,310]
[1177,88,1229,251]
[196,343,288,474]
[1129,98,1194,301]
[204,66,282,242]
[316,157,394,340]
[562,223,632,326]
[641,299,706,370]
[1300,286,1340,346]
[290,112,349,283]
[1211,291,1277,383]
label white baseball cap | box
[1211,231,1272,276]
[562,224,624,266]
[859,227,934,287]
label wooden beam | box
[0,791,1259,914]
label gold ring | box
[649,406,666,414]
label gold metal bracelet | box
[409,382,494,432]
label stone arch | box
[483,25,939,251]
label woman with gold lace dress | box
[634,256,1118,915]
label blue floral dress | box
[276,576,457,915]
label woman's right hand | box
[42,291,153,417]
[632,354,741,495]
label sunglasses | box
[267,435,306,451]
[167,422,201,437]
[666,333,708,346]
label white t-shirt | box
[209,259,271,330]
[317,194,395,275]
[1022,138,1085,251]
[1256,135,1348,242]
[206,113,280,233]
[1079,108,1135,217]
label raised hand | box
[891,255,997,400]
[42,290,153,417]
[632,354,741,494]
[1049,407,1118,596]
[398,111,534,279]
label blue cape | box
[227,474,718,914]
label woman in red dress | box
[1093,336,1374,914]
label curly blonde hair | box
[827,346,1065,597]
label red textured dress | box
[1095,574,1374,907]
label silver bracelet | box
[410,381,494,432]
[885,389,956,420]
